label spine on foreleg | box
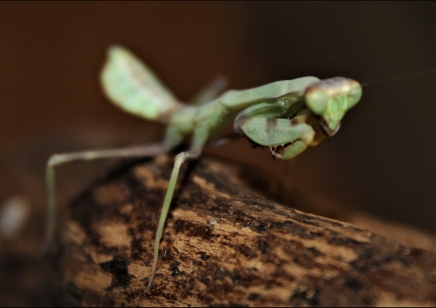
[100,46,183,123]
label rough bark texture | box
[46,155,436,307]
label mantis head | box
[234,76,362,161]
[304,77,362,136]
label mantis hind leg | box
[43,144,169,254]
[43,121,190,254]
[189,76,228,106]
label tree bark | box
[48,155,436,306]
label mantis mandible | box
[45,46,362,292]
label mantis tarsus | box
[45,45,362,293]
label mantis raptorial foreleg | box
[234,102,316,159]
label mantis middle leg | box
[145,150,201,293]
[146,128,208,293]
[43,121,193,254]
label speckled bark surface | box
[48,155,436,306]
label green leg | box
[189,76,227,106]
[43,144,168,254]
[146,128,208,293]
[145,150,200,293]
[276,140,309,159]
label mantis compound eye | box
[347,80,363,109]
[304,86,329,115]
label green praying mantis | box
[45,46,362,293]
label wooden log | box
[48,155,436,306]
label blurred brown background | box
[0,1,434,235]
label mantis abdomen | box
[101,46,183,123]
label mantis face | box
[304,77,362,136]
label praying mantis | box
[45,45,362,293]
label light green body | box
[101,46,361,159]
[46,45,362,293]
